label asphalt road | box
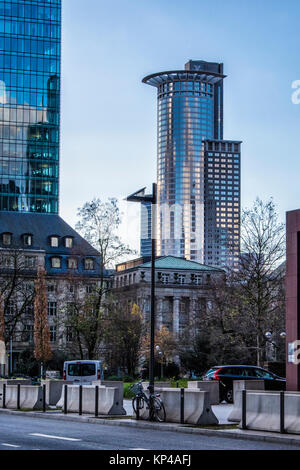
[0,414,298,451]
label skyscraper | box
[0,0,61,214]
[142,60,241,268]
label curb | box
[1,408,300,448]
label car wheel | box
[225,388,233,404]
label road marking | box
[30,433,81,442]
[2,443,21,448]
[131,448,148,451]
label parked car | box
[203,365,286,403]
[63,360,104,385]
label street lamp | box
[127,184,157,397]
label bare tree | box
[204,198,286,367]
[76,198,134,271]
[235,198,285,366]
[103,301,144,377]
[0,250,35,347]
[62,198,135,360]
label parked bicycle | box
[130,381,166,422]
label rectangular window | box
[84,259,95,270]
[25,256,36,269]
[65,238,73,249]
[23,325,34,344]
[48,302,57,316]
[50,326,56,343]
[2,233,11,246]
[86,284,96,294]
[66,326,73,342]
[50,237,59,248]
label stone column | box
[173,297,181,337]
[157,297,164,330]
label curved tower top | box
[142,60,227,262]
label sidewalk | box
[1,407,300,448]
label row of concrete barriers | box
[0,379,219,425]
[227,379,300,435]
[0,382,46,410]
[138,387,218,425]
[0,380,126,416]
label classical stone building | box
[114,256,223,338]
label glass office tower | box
[0,0,61,214]
[143,61,226,262]
[204,140,241,269]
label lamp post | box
[265,332,286,362]
[127,184,157,397]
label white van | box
[63,360,104,385]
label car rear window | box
[82,364,96,377]
[68,364,81,377]
[68,364,96,377]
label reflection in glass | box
[0,0,61,214]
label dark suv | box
[203,365,286,403]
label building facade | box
[114,256,223,338]
[204,140,241,269]
[0,0,61,214]
[142,60,241,269]
[0,212,111,373]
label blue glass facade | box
[140,199,152,258]
[143,62,225,262]
[0,0,61,214]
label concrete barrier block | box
[228,381,265,422]
[138,388,218,425]
[142,382,171,390]
[41,380,72,406]
[234,391,300,434]
[188,381,220,405]
[242,391,280,432]
[233,380,265,402]
[0,385,46,410]
[284,392,300,434]
[57,385,126,415]
[93,381,126,414]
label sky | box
[59,0,300,252]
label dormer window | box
[84,258,95,270]
[23,234,33,247]
[2,233,12,246]
[65,237,73,249]
[50,236,59,248]
[51,257,61,269]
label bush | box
[123,383,135,399]
[123,375,135,383]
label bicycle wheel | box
[153,397,166,422]
[132,396,145,415]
